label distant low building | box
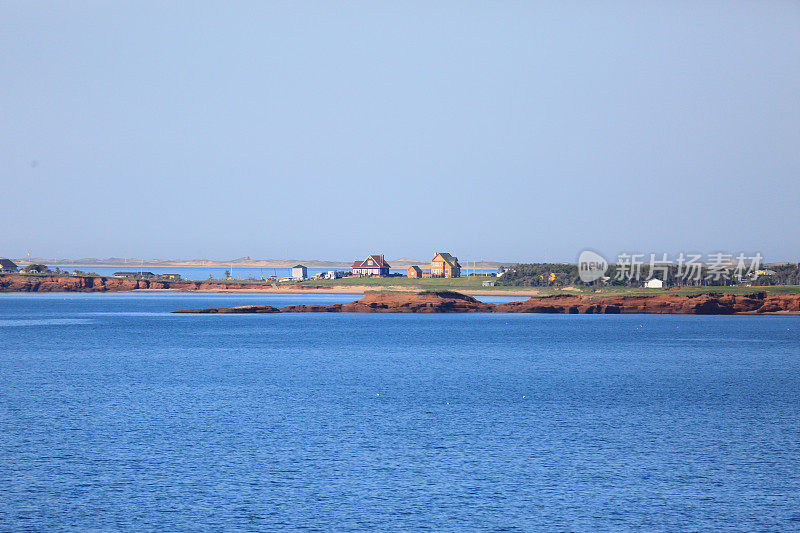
[430,252,461,278]
[291,265,308,280]
[407,265,423,278]
[323,270,342,280]
[644,278,664,289]
[0,258,19,272]
[482,280,496,287]
[163,274,182,280]
[114,271,155,278]
[351,254,391,277]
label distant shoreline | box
[3,272,797,314]
[10,260,509,270]
[0,273,539,296]
[3,273,800,304]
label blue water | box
[1,293,799,531]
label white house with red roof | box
[351,254,391,277]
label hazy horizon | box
[6,254,513,266]
[4,254,798,268]
[3,2,799,263]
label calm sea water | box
[1,293,798,531]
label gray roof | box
[434,252,461,268]
[0,258,18,269]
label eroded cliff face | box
[283,291,495,313]
[0,274,286,292]
[0,274,191,292]
[480,292,798,314]
[174,305,280,314]
[3,275,798,315]
[174,291,800,315]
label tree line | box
[496,263,800,287]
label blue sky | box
[2,1,798,262]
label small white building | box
[644,278,664,289]
[323,270,342,280]
[291,264,308,280]
[482,280,496,287]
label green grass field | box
[301,275,800,297]
[8,272,797,297]
[306,275,503,291]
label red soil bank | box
[175,291,800,315]
[0,274,294,293]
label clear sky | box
[2,1,799,263]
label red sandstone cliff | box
[492,293,800,314]
[174,305,280,314]
[3,275,798,315]
[0,274,190,292]
[283,291,495,313]
[173,291,800,315]
[0,274,292,293]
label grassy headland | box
[3,271,800,297]
[298,276,800,297]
